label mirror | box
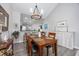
[0,5,9,31]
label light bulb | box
[30,8,33,13]
[40,9,44,14]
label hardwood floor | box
[13,42,77,56]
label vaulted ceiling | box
[11,3,58,18]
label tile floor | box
[13,42,77,56]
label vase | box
[38,32,41,37]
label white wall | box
[0,3,21,32]
[12,11,20,32]
[0,4,22,43]
[44,3,79,49]
[12,11,23,43]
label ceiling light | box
[40,9,44,15]
[31,4,42,20]
[30,8,33,13]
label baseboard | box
[58,45,74,50]
[13,41,23,44]
[74,46,79,49]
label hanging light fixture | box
[31,4,43,20]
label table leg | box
[12,43,14,55]
[28,46,32,56]
[52,45,54,53]
[38,47,43,56]
[54,43,57,56]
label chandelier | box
[31,4,43,20]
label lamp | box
[31,4,43,20]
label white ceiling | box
[11,3,58,18]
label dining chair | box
[0,39,14,56]
[26,35,32,55]
[6,39,14,56]
[23,33,27,47]
[23,33,27,41]
[46,32,56,56]
[48,32,56,39]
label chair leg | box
[52,44,55,53]
[52,47,54,53]
[47,47,49,56]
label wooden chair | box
[6,39,14,56]
[23,33,27,41]
[48,32,56,39]
[26,35,32,56]
[0,39,14,56]
[23,33,28,48]
[46,32,56,56]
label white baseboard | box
[13,41,23,44]
[74,46,79,49]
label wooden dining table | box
[28,35,57,56]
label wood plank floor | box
[13,42,77,56]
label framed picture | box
[0,5,9,31]
[42,23,48,30]
[0,24,2,33]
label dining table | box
[28,35,57,56]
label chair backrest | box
[48,32,56,39]
[26,35,33,48]
[23,33,27,41]
[26,35,33,55]
[7,39,13,48]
